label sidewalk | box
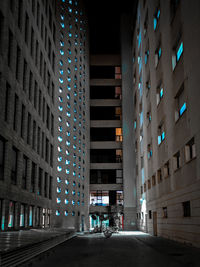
[0,228,76,266]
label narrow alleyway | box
[28,232,200,267]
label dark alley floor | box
[25,231,200,267]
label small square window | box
[185,138,196,162]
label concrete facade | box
[133,0,200,247]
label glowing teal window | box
[69,24,72,29]
[73,181,76,186]
[56,198,61,204]
[67,77,71,82]
[179,102,186,116]
[56,210,60,216]
[66,159,70,165]
[75,1,78,5]
[66,169,70,174]
[177,42,183,61]
[75,57,78,62]
[75,65,78,70]
[78,191,80,196]
[65,179,69,185]
[158,47,162,58]
[68,58,71,63]
[72,200,75,205]
[57,166,62,172]
[66,140,70,146]
[68,49,71,55]
[58,106,63,111]
[57,187,61,193]
[74,83,77,89]
[59,87,63,93]
[157,9,160,19]
[59,78,63,83]
[65,189,69,195]
[72,190,75,195]
[67,131,70,136]
[59,60,63,66]
[67,68,71,74]
[73,127,77,132]
[77,200,80,206]
[59,96,63,102]
[160,88,164,98]
[67,111,71,117]
[72,211,75,216]
[66,121,70,127]
[75,10,78,15]
[68,32,72,37]
[69,0,72,4]
[58,136,62,142]
[58,146,62,152]
[57,177,61,183]
[65,199,69,204]
[58,156,62,162]
[138,31,141,48]
[60,50,64,55]
[68,7,72,13]
[67,102,70,109]
[65,211,68,216]
[74,117,77,122]
[73,171,76,176]
[75,18,78,23]
[60,22,65,28]
[161,131,165,141]
[154,18,157,30]
[67,94,70,100]
[58,116,62,122]
[73,135,77,140]
[60,14,64,20]
[73,162,76,167]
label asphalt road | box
[29,232,200,267]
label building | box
[133,0,200,247]
[0,0,89,232]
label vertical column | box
[121,14,137,230]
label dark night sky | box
[85,0,138,54]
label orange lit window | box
[115,87,122,99]
[116,128,123,142]
[115,107,122,120]
[115,66,122,79]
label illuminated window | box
[65,211,68,216]
[56,198,61,204]
[57,177,61,183]
[156,84,164,105]
[65,199,69,204]
[158,122,165,145]
[57,187,61,193]
[116,128,123,141]
[155,44,162,68]
[172,40,183,70]
[154,8,160,31]
[65,179,69,185]
[57,166,62,172]
[65,189,69,195]
[56,210,60,216]
[175,84,186,121]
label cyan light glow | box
[179,102,186,116]
[56,210,60,216]
[65,211,68,216]
[57,166,62,172]
[177,42,183,61]
[56,198,61,204]
[57,177,61,183]
[57,187,61,193]
[154,18,157,30]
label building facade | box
[133,0,200,247]
[0,0,89,232]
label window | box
[173,151,181,170]
[25,13,29,44]
[116,128,122,142]
[50,144,53,167]
[20,204,25,227]
[185,138,196,162]
[18,0,23,31]
[144,11,148,36]
[36,2,40,27]
[149,210,152,219]
[182,201,191,217]
[152,175,156,186]
[30,27,34,57]
[116,169,123,184]
[29,71,33,101]
[8,29,13,67]
[147,110,151,125]
[154,7,160,31]
[11,147,18,185]
[90,191,109,206]
[44,172,48,198]
[16,45,21,81]
[115,67,121,79]
[32,120,36,150]
[163,161,170,178]
[45,138,49,163]
[155,44,162,68]
[158,122,165,145]
[34,81,38,109]
[22,155,27,189]
[23,59,27,91]
[0,136,5,180]
[172,39,183,70]
[148,179,151,190]
[8,201,15,228]
[13,94,19,131]
[170,0,180,19]
[5,82,10,122]
[27,113,31,145]
[147,143,152,159]
[157,169,162,183]
[175,84,186,121]
[49,176,53,199]
[31,162,36,193]
[163,207,168,218]
[38,168,42,195]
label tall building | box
[0,0,89,232]
[89,55,124,229]
[133,0,200,247]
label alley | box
[28,232,200,267]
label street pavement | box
[28,231,200,267]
